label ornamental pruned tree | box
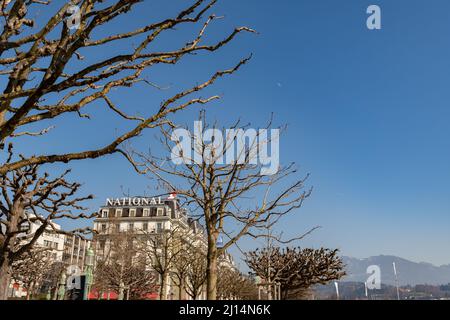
[245,247,346,300]
[129,111,312,299]
[0,145,94,300]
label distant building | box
[63,235,91,272]
[19,215,65,262]
[8,215,91,298]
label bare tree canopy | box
[10,248,53,300]
[93,231,156,300]
[130,111,312,299]
[217,266,258,300]
[0,145,94,299]
[137,226,188,300]
[184,247,207,300]
[245,247,346,300]
[0,0,253,175]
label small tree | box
[94,231,156,300]
[171,249,191,300]
[217,266,257,300]
[138,226,186,300]
[184,248,208,300]
[245,247,346,300]
[11,248,53,300]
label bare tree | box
[217,266,258,300]
[137,226,187,300]
[245,247,346,300]
[184,248,208,300]
[0,145,94,300]
[0,0,253,175]
[10,248,53,300]
[93,231,156,300]
[131,112,312,299]
[171,246,192,300]
[42,261,65,300]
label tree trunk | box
[206,234,218,300]
[178,277,185,300]
[159,272,168,300]
[26,284,33,300]
[0,257,11,300]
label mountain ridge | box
[342,255,450,286]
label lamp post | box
[83,248,94,300]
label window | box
[101,224,107,233]
[115,224,120,233]
[116,208,123,218]
[130,208,136,217]
[157,208,164,217]
[143,208,150,217]
[128,223,134,231]
[143,222,148,231]
[157,222,163,233]
[101,209,109,218]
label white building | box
[93,196,212,299]
[8,216,91,298]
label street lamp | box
[83,248,94,300]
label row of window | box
[100,207,167,218]
[43,240,59,249]
[99,222,164,233]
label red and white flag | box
[168,192,177,200]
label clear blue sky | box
[14,0,450,266]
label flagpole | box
[393,262,400,300]
[334,282,339,300]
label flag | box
[217,236,223,246]
[168,192,177,200]
[393,262,397,276]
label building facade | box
[62,235,91,272]
[92,196,213,300]
[8,216,92,298]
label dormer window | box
[101,209,109,218]
[130,208,136,217]
[116,208,122,218]
[143,208,150,217]
[157,208,164,217]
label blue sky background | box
[8,0,450,266]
